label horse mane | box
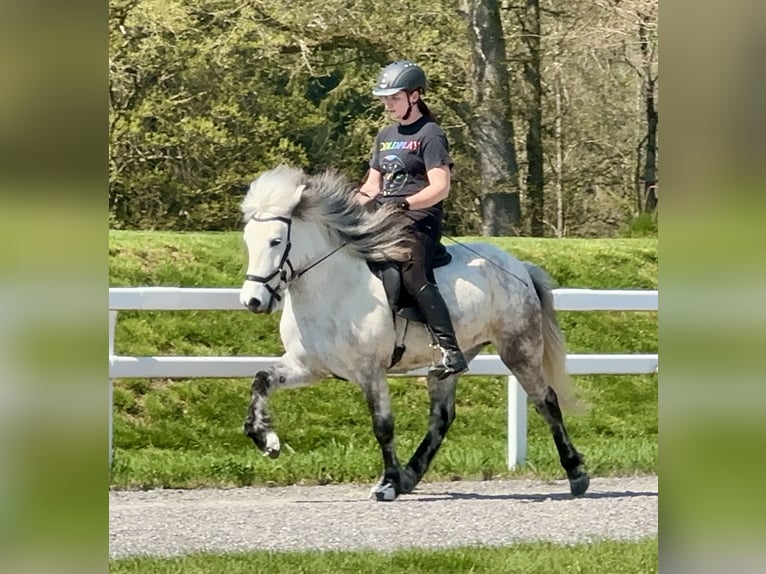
[241,165,412,263]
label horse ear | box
[289,183,306,207]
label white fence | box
[108,287,658,468]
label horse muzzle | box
[245,297,276,314]
[243,291,282,313]
[244,296,270,314]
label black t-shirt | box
[369,116,452,219]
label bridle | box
[244,215,347,311]
[244,215,294,311]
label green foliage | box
[110,538,658,574]
[110,232,656,488]
[109,0,658,236]
[622,212,659,238]
[110,1,330,229]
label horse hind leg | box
[500,342,589,497]
[535,385,590,497]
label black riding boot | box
[415,283,469,379]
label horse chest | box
[281,299,393,355]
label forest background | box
[109,0,658,237]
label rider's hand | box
[356,190,375,205]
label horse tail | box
[525,263,588,414]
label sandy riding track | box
[109,475,657,559]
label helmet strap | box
[402,100,413,121]
[401,93,417,121]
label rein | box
[291,242,348,280]
[244,215,347,309]
[440,232,529,287]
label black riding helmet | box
[372,61,427,96]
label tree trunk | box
[523,0,544,236]
[553,67,564,237]
[460,0,521,236]
[639,10,658,213]
[481,193,522,235]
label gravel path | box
[109,475,657,559]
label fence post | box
[507,375,527,468]
[109,311,117,469]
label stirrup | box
[428,363,468,380]
[428,347,468,380]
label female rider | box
[357,60,468,380]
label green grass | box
[110,538,658,573]
[110,374,657,488]
[109,232,657,488]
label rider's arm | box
[400,165,450,210]
[357,169,382,205]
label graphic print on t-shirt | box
[380,154,407,195]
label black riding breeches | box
[398,213,442,296]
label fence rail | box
[108,287,658,468]
[109,286,659,311]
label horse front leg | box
[360,377,402,502]
[399,372,458,494]
[243,359,315,458]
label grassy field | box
[110,538,658,573]
[109,232,657,489]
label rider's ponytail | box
[415,98,436,122]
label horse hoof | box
[262,432,281,458]
[372,481,398,502]
[569,473,590,497]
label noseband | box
[244,215,347,311]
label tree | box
[521,0,544,236]
[517,0,659,236]
[637,6,658,213]
[459,0,522,236]
[108,0,658,237]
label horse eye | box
[269,238,282,247]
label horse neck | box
[290,219,361,282]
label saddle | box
[367,242,452,323]
[367,243,452,367]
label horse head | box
[238,164,418,314]
[239,165,307,313]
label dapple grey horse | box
[239,165,589,501]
